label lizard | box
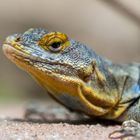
[2,28,140,139]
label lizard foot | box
[109,120,140,140]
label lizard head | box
[3,28,120,117]
[3,28,110,114]
[3,28,95,82]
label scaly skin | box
[2,28,140,123]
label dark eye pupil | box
[51,42,61,49]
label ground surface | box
[0,100,121,140]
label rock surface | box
[0,100,121,140]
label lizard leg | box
[24,101,49,121]
[24,100,86,121]
[109,120,140,140]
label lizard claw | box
[109,120,140,140]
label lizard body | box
[2,28,140,122]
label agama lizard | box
[2,28,140,139]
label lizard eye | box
[38,32,70,53]
[49,41,62,52]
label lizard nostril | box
[15,37,20,42]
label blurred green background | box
[0,0,140,104]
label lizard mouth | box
[3,43,77,77]
[3,34,31,63]
[3,43,34,64]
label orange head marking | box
[38,32,70,52]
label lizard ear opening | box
[38,32,70,52]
